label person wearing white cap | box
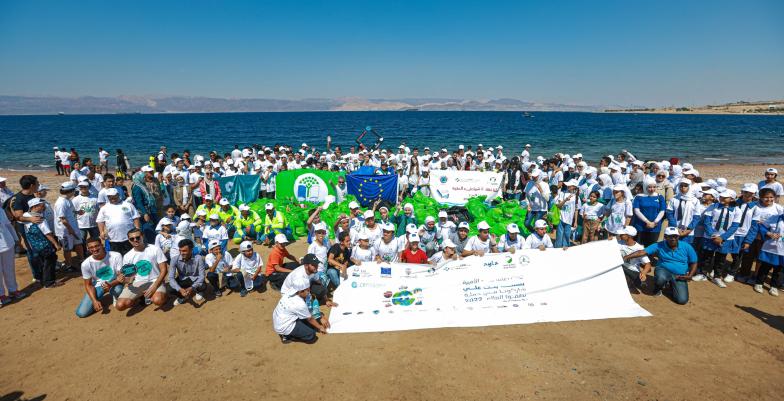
[758,167,783,199]
[726,184,759,284]
[463,221,498,256]
[700,189,741,287]
[229,240,265,297]
[428,238,460,267]
[417,216,440,257]
[273,270,328,344]
[602,184,633,239]
[665,179,699,245]
[350,231,377,264]
[280,253,330,304]
[264,233,301,291]
[307,222,331,277]
[115,228,169,311]
[748,206,784,296]
[350,209,382,247]
[153,217,175,258]
[449,221,471,255]
[521,144,531,163]
[523,220,553,250]
[204,239,235,297]
[217,198,239,238]
[97,173,127,207]
[616,226,651,291]
[392,202,418,237]
[346,201,364,230]
[194,193,219,219]
[96,187,141,254]
[498,223,524,252]
[631,178,667,247]
[202,213,229,253]
[54,181,84,270]
[436,210,456,242]
[400,233,428,263]
[260,202,290,246]
[233,204,262,244]
[72,180,100,244]
[623,226,698,305]
[524,169,550,232]
[373,222,403,263]
[742,186,784,290]
[552,179,579,248]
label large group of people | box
[0,140,782,344]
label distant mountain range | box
[0,95,617,115]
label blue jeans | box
[75,284,124,318]
[260,227,292,243]
[326,267,341,288]
[234,225,258,242]
[554,222,572,248]
[287,319,317,342]
[654,267,689,305]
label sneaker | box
[0,295,11,305]
[194,292,204,302]
[279,335,291,344]
[754,284,764,294]
[652,290,663,297]
[723,275,735,283]
[769,288,779,297]
[713,277,727,288]
[215,290,223,298]
[240,290,248,297]
[10,291,28,300]
[707,271,714,280]
[174,297,186,305]
[691,274,707,282]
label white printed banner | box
[428,170,503,205]
[328,241,651,334]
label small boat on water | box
[57,111,65,115]
[522,112,534,118]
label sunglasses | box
[128,236,142,242]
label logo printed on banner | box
[294,173,327,203]
[225,181,234,193]
[518,255,531,266]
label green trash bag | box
[547,203,561,227]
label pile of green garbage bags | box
[244,192,534,239]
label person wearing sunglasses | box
[115,228,168,311]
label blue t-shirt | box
[632,194,666,233]
[644,241,697,275]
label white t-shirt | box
[72,194,99,229]
[205,251,234,273]
[351,245,376,263]
[523,233,553,249]
[96,202,140,242]
[498,233,524,252]
[437,221,456,241]
[123,244,167,285]
[280,265,316,295]
[374,237,403,263]
[81,251,124,287]
[618,242,650,272]
[53,196,80,238]
[525,181,549,212]
[751,204,784,231]
[581,202,604,221]
[98,150,109,163]
[307,240,330,273]
[97,186,125,205]
[466,235,495,254]
[232,252,262,275]
[604,199,633,234]
[154,233,173,255]
[273,294,311,335]
[758,180,784,197]
[428,251,457,266]
[202,224,228,245]
[555,192,578,226]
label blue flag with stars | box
[346,172,398,207]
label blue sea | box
[0,111,783,170]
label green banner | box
[275,169,344,203]
[218,175,261,205]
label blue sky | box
[0,0,782,106]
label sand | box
[1,163,783,401]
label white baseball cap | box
[565,179,579,187]
[196,209,207,217]
[621,226,638,237]
[441,238,456,249]
[274,234,288,244]
[766,168,778,174]
[159,217,173,226]
[180,213,191,220]
[349,201,360,209]
[534,219,548,229]
[719,189,737,199]
[477,221,490,230]
[363,210,375,219]
[408,233,420,242]
[458,145,465,150]
[664,227,679,236]
[425,216,435,224]
[458,221,470,230]
[27,198,43,208]
[358,232,369,241]
[438,210,448,218]
[208,213,220,220]
[203,194,213,201]
[239,241,253,251]
[239,204,250,211]
[741,183,758,193]
[105,188,119,196]
[612,184,626,192]
[406,223,418,234]
[77,180,89,187]
[507,223,520,234]
[265,203,274,210]
[525,144,531,148]
[141,165,154,172]
[382,222,395,232]
[219,198,229,205]
[312,222,327,232]
[61,181,76,191]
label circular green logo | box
[135,260,153,276]
[96,265,115,281]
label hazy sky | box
[1,0,782,106]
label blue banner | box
[346,173,398,207]
[218,175,261,205]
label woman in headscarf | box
[654,169,674,201]
[131,167,163,244]
[632,178,667,246]
[393,202,418,237]
[172,172,193,214]
[597,174,614,204]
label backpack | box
[26,223,55,257]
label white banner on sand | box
[428,170,503,205]
[328,241,651,334]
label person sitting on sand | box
[115,228,169,311]
[76,238,125,318]
[167,238,207,306]
[622,226,698,305]
[273,274,329,344]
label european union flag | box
[346,172,398,207]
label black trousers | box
[109,241,133,255]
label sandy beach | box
[1,162,783,400]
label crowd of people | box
[0,140,782,344]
